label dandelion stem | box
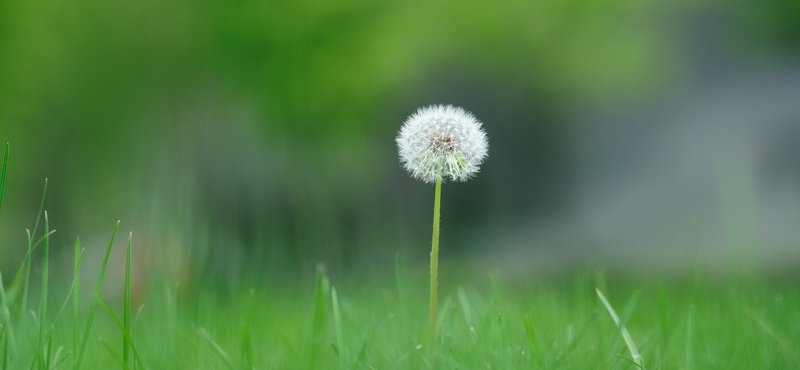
[428,178,442,347]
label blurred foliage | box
[0,0,798,274]
[1,0,687,142]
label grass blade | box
[19,178,48,317]
[123,232,132,370]
[72,237,83,369]
[133,304,145,370]
[44,334,53,370]
[6,229,57,304]
[197,328,235,370]
[596,288,644,369]
[37,211,51,370]
[52,345,69,368]
[96,296,147,370]
[331,286,345,367]
[75,220,120,370]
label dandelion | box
[396,104,489,347]
[397,105,488,183]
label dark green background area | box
[0,0,798,278]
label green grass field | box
[1,142,798,370]
[3,262,799,369]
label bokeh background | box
[1,0,799,287]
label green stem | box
[123,232,132,370]
[75,220,120,370]
[428,178,442,348]
[38,211,50,370]
[73,237,82,370]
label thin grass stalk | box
[44,334,52,369]
[596,288,644,369]
[21,178,48,317]
[0,144,12,361]
[72,237,83,369]
[197,328,234,370]
[331,286,344,368]
[123,232,132,370]
[37,211,50,370]
[74,220,120,370]
[96,297,147,369]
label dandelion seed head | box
[396,105,489,183]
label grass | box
[0,248,796,369]
[0,144,799,369]
[596,288,643,368]
[107,273,799,369]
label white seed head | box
[396,105,489,183]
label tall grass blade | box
[7,229,56,305]
[51,345,68,368]
[75,220,120,370]
[72,238,83,369]
[596,288,644,369]
[28,231,57,254]
[37,211,51,370]
[44,334,53,369]
[123,232,132,370]
[19,178,48,317]
[96,296,147,370]
[331,286,345,367]
[132,305,144,370]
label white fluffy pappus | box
[396,105,489,183]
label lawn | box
[3,261,799,369]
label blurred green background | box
[1,0,799,285]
